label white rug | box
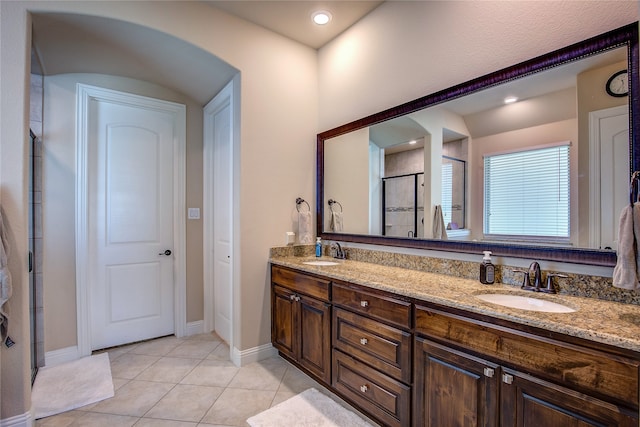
[247,388,376,427]
[32,352,114,419]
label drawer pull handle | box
[483,367,494,378]
[360,385,368,393]
[360,300,369,307]
[360,338,368,345]
[502,373,514,385]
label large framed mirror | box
[317,23,638,267]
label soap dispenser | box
[315,237,322,257]
[479,251,495,284]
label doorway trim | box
[75,83,187,357]
[203,76,239,362]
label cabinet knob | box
[483,367,495,378]
[360,300,369,307]
[360,385,368,393]
[502,373,514,384]
[360,338,368,345]
[290,294,296,301]
[295,296,301,302]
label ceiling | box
[31,1,382,105]
[203,1,383,49]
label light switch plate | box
[188,208,200,219]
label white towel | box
[0,208,11,340]
[432,205,448,240]
[298,211,313,244]
[330,211,343,232]
[613,202,640,290]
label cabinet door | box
[414,337,499,427]
[500,368,638,427]
[298,294,331,384]
[272,285,297,359]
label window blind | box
[441,163,453,227]
[484,145,570,239]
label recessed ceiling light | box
[504,96,518,104]
[312,11,332,25]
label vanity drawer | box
[333,350,410,427]
[332,282,411,329]
[333,308,412,384]
[271,265,330,302]
[415,305,640,409]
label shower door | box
[382,173,424,238]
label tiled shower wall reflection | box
[30,71,45,370]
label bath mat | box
[32,352,114,419]
[247,388,376,427]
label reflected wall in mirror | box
[318,23,639,266]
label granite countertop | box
[270,255,640,354]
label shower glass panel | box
[382,173,424,238]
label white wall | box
[1,1,317,420]
[318,1,638,130]
[324,128,370,233]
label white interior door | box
[212,100,232,344]
[203,82,234,346]
[590,105,629,250]
[88,94,178,350]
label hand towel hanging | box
[613,172,640,290]
[298,211,313,244]
[432,205,448,240]
[0,207,12,340]
[330,211,343,232]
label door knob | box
[159,249,172,256]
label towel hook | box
[295,197,310,212]
[328,199,343,213]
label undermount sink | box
[475,293,576,313]
[302,260,340,266]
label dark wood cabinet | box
[332,282,413,427]
[270,263,640,427]
[500,367,637,427]
[271,266,331,384]
[414,304,639,427]
[414,338,499,427]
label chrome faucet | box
[331,242,347,259]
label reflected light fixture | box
[312,10,332,25]
[504,96,518,104]
[409,140,417,145]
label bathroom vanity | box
[270,257,640,427]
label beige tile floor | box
[35,333,375,427]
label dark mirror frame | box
[317,22,639,267]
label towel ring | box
[296,197,310,212]
[328,199,343,213]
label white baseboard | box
[44,345,79,367]
[186,320,204,336]
[231,342,277,367]
[0,410,32,427]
